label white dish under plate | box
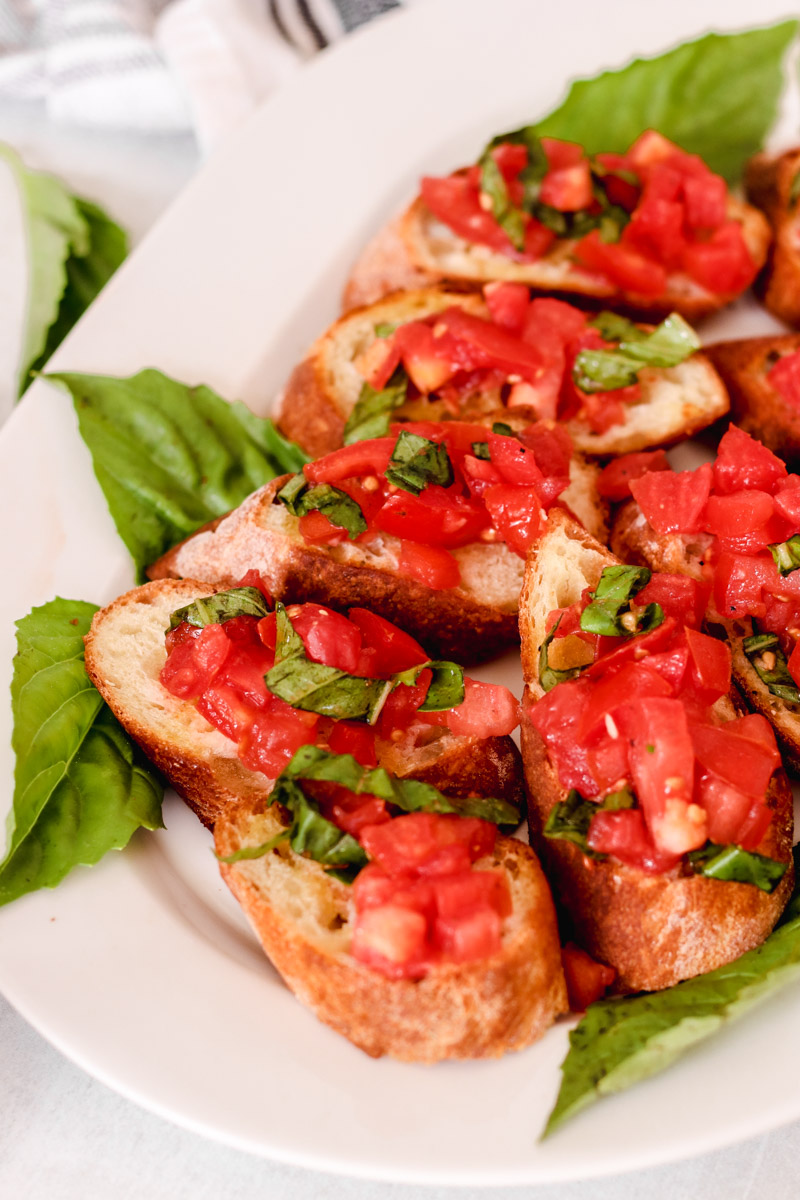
[1,0,800,1184]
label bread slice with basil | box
[277,287,729,460]
[704,335,800,470]
[611,496,800,775]
[214,793,567,1062]
[343,196,770,323]
[745,148,800,327]
[147,461,605,665]
[518,509,794,992]
[83,578,527,829]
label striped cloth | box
[0,0,403,149]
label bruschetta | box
[277,284,729,460]
[518,509,794,993]
[344,130,770,322]
[745,147,800,326]
[148,419,606,663]
[705,334,800,469]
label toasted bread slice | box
[704,335,800,469]
[83,578,527,829]
[345,196,770,322]
[147,469,606,665]
[277,287,729,460]
[518,510,794,992]
[215,797,567,1061]
[612,497,800,774]
[745,148,800,327]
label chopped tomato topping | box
[561,943,616,1011]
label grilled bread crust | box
[705,335,800,470]
[746,148,800,327]
[277,287,729,460]
[518,510,794,992]
[344,195,771,321]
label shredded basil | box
[492,421,515,437]
[385,430,454,495]
[168,586,270,631]
[276,476,366,540]
[539,619,588,693]
[687,843,788,892]
[471,441,491,460]
[392,660,465,712]
[769,534,800,576]
[342,366,408,444]
[573,313,700,393]
[544,787,635,856]
[742,631,800,704]
[580,565,663,638]
[478,152,528,250]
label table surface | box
[1,100,800,1200]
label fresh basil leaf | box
[283,745,520,827]
[742,631,800,704]
[471,441,491,460]
[342,366,409,444]
[580,565,662,637]
[393,660,465,712]
[531,196,628,243]
[374,321,398,338]
[2,598,164,905]
[277,476,366,539]
[543,846,800,1138]
[272,602,305,664]
[589,312,646,343]
[535,22,798,183]
[543,787,635,855]
[168,586,270,631]
[573,314,699,393]
[217,829,290,863]
[385,430,454,495]
[492,421,515,437]
[0,146,128,397]
[687,842,788,892]
[769,533,800,576]
[47,369,308,582]
[539,619,587,693]
[478,152,527,250]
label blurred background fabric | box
[0,0,404,150]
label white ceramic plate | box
[2,0,800,1184]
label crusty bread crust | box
[705,335,800,469]
[746,149,800,327]
[148,477,523,664]
[215,798,568,1061]
[518,510,794,992]
[278,286,729,460]
[341,215,442,312]
[344,195,770,322]
[84,578,529,828]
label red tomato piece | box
[630,462,713,534]
[234,569,274,606]
[375,485,489,548]
[587,808,683,873]
[635,575,706,630]
[682,222,757,294]
[284,603,363,674]
[482,483,545,557]
[420,174,519,255]
[461,453,505,499]
[434,906,502,963]
[768,350,800,411]
[360,812,496,877]
[396,540,461,590]
[696,771,759,846]
[713,425,787,495]
[487,431,545,487]
[577,661,673,743]
[712,552,775,619]
[529,680,599,797]
[561,942,616,1011]
[575,230,667,297]
[434,307,547,383]
[160,623,231,700]
[304,438,395,485]
[773,477,800,526]
[789,639,800,689]
[483,281,530,332]
[196,682,256,742]
[622,697,699,853]
[584,616,677,680]
[626,130,683,170]
[704,490,775,538]
[642,639,689,694]
[597,450,671,502]
[690,716,779,798]
[685,627,731,702]
[238,701,319,779]
[421,677,519,738]
[351,904,429,979]
[331,795,389,836]
[297,510,348,546]
[347,607,427,675]
[433,869,512,919]
[541,137,585,170]
[325,720,378,768]
[682,171,727,232]
[623,190,686,271]
[540,162,593,211]
[585,731,630,794]
[216,643,275,707]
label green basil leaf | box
[687,842,788,892]
[217,829,290,863]
[0,146,128,397]
[543,846,800,1138]
[491,421,515,437]
[573,314,699,393]
[168,586,270,631]
[535,22,798,183]
[471,441,491,460]
[589,312,647,343]
[47,369,308,582]
[580,565,662,637]
[342,366,409,444]
[543,787,635,855]
[742,631,800,704]
[385,430,454,495]
[2,599,164,905]
[277,476,366,539]
[374,321,398,338]
[393,660,465,712]
[283,746,520,827]
[539,619,587,693]
[478,152,527,250]
[769,533,800,575]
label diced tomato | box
[540,162,593,211]
[352,904,429,979]
[196,682,255,742]
[642,639,689,693]
[682,222,757,295]
[529,679,599,797]
[375,486,489,548]
[712,551,775,619]
[420,173,520,255]
[487,431,545,488]
[635,575,706,630]
[360,812,495,877]
[483,281,529,332]
[304,438,395,485]
[433,869,512,919]
[622,697,701,853]
[684,627,731,702]
[690,716,780,798]
[325,720,378,767]
[397,540,461,590]
[433,307,547,384]
[575,230,668,297]
[630,462,713,534]
[735,800,774,853]
[587,807,682,873]
[626,130,682,169]
[160,623,231,700]
[561,942,616,1011]
[234,569,274,606]
[331,795,389,836]
[704,490,775,539]
[284,604,362,674]
[297,509,348,546]
[768,350,800,411]
[597,450,671,502]
[238,701,319,779]
[713,426,787,495]
[584,616,677,680]
[462,453,504,499]
[434,905,502,962]
[789,640,800,688]
[421,677,519,738]
[347,607,427,675]
[682,171,727,232]
[541,137,585,170]
[483,483,545,557]
[622,185,686,271]
[696,771,759,846]
[215,643,275,706]
[577,661,672,742]
[374,678,429,738]
[773,477,800,526]
[390,320,465,392]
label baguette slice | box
[745,148,800,327]
[705,335,800,469]
[148,468,605,665]
[214,797,568,1062]
[612,496,800,775]
[344,196,770,322]
[277,287,730,460]
[83,578,528,829]
[518,509,794,992]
